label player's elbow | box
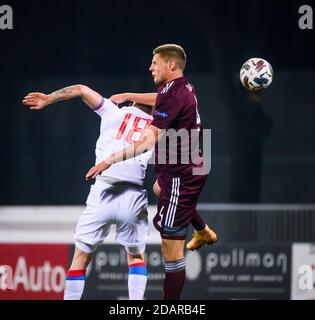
[76,84,91,97]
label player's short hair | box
[153,44,187,71]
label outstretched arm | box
[22,85,102,110]
[110,93,157,107]
[85,124,163,180]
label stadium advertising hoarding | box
[185,243,291,300]
[2,242,315,300]
[82,243,291,300]
[291,243,315,300]
[0,244,69,299]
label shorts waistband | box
[96,175,144,189]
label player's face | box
[149,54,170,85]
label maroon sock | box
[191,210,206,231]
[163,259,186,300]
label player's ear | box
[168,58,177,71]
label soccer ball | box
[240,58,273,91]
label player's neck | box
[163,72,184,84]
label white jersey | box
[93,98,153,186]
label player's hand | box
[22,92,50,110]
[85,161,112,180]
[109,93,130,105]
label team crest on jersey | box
[153,110,169,119]
[160,81,174,94]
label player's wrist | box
[123,93,132,102]
[104,156,115,165]
[46,94,55,106]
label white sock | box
[128,263,147,300]
[63,269,86,300]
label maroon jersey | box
[152,77,203,177]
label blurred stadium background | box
[0,0,314,299]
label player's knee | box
[162,249,183,261]
[153,180,161,198]
[125,243,145,256]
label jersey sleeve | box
[151,95,181,129]
[93,97,119,117]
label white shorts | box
[74,180,149,255]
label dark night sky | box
[1,0,314,77]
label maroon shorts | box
[153,174,208,240]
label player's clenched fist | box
[22,92,50,110]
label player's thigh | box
[74,183,115,248]
[116,189,149,251]
[161,238,185,261]
[154,175,208,238]
[153,178,161,198]
[153,176,190,239]
[117,207,149,252]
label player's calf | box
[64,245,92,300]
[127,252,147,300]
[161,239,186,300]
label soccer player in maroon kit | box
[86,44,217,299]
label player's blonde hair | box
[153,44,187,71]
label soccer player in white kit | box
[22,85,154,300]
